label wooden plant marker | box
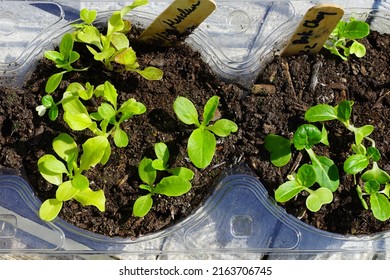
[281,4,344,57]
[138,0,216,45]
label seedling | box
[323,18,370,60]
[38,133,108,221]
[133,142,194,217]
[266,100,390,220]
[151,142,195,180]
[72,0,163,80]
[44,33,89,93]
[305,100,390,220]
[173,96,238,169]
[36,81,146,221]
[265,124,339,212]
[37,81,146,148]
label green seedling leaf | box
[152,159,166,171]
[306,187,333,212]
[111,33,130,50]
[140,184,152,192]
[80,8,97,25]
[309,152,339,192]
[94,47,116,62]
[52,133,78,164]
[98,103,116,120]
[45,72,65,94]
[296,164,316,188]
[367,147,381,162]
[275,181,304,203]
[320,124,329,146]
[264,134,292,167]
[154,142,169,162]
[48,107,59,121]
[118,98,147,120]
[39,198,63,221]
[56,181,78,201]
[133,193,153,217]
[188,129,216,169]
[354,125,374,146]
[361,164,390,184]
[336,100,353,122]
[342,20,370,39]
[344,154,370,175]
[169,167,194,181]
[68,51,81,65]
[74,188,106,212]
[364,179,380,194]
[121,0,149,18]
[114,128,129,148]
[107,12,125,36]
[80,136,110,171]
[203,96,219,126]
[293,124,323,150]
[62,92,94,130]
[44,51,64,63]
[352,143,366,155]
[133,66,164,80]
[370,193,390,221]
[384,184,390,198]
[152,142,169,170]
[207,119,238,137]
[115,47,137,65]
[350,41,366,57]
[38,154,68,175]
[63,110,93,131]
[173,96,200,126]
[78,82,95,100]
[102,81,118,109]
[41,95,55,108]
[59,33,74,61]
[174,95,237,169]
[66,82,86,95]
[77,26,102,47]
[38,156,64,186]
[138,158,156,186]
[304,104,338,122]
[72,174,89,191]
[153,176,192,196]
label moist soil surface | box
[0,28,389,237]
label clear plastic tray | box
[1,0,390,258]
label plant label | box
[281,4,344,57]
[138,0,216,45]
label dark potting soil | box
[0,27,389,237]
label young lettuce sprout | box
[72,0,163,80]
[323,18,370,60]
[44,33,89,93]
[173,96,238,169]
[37,81,146,148]
[265,124,338,212]
[266,100,390,219]
[133,142,194,217]
[38,133,107,221]
[305,100,390,220]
